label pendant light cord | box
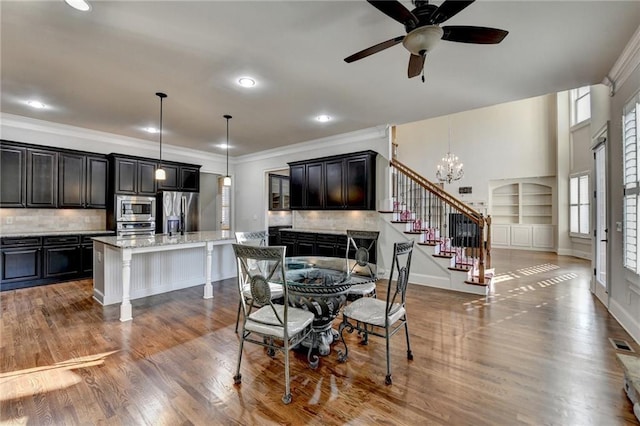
[156,92,167,165]
[224,114,232,177]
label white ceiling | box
[1,1,639,157]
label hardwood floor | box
[1,249,639,425]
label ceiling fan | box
[345,0,508,80]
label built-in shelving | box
[489,178,555,250]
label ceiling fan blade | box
[442,26,508,44]
[367,0,418,27]
[344,35,405,63]
[408,54,425,78]
[430,0,475,24]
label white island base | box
[92,231,236,321]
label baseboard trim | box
[610,298,640,346]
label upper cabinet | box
[288,150,377,210]
[58,153,108,208]
[0,141,108,209]
[110,155,158,196]
[27,148,58,208]
[269,174,290,211]
[157,163,201,192]
[0,144,26,207]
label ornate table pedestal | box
[285,257,376,356]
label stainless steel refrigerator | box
[156,191,199,235]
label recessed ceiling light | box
[217,143,231,149]
[144,127,159,134]
[238,77,256,88]
[316,115,331,123]
[26,100,46,109]
[64,0,91,11]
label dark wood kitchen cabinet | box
[85,156,108,208]
[43,236,81,279]
[0,237,42,286]
[27,148,58,207]
[111,155,157,196]
[288,150,377,210]
[59,154,108,208]
[1,232,113,291]
[278,231,374,262]
[157,163,200,192]
[289,161,324,209]
[1,141,107,209]
[0,144,26,207]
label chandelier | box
[435,119,464,184]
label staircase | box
[378,159,494,295]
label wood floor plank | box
[0,249,638,425]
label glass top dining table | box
[283,256,376,357]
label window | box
[218,177,231,231]
[569,172,590,237]
[570,86,591,126]
[623,93,639,274]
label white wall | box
[395,94,557,203]
[231,126,390,232]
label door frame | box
[591,123,609,306]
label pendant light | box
[155,92,167,181]
[223,114,232,186]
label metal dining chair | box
[234,231,284,333]
[345,230,380,301]
[232,244,315,404]
[338,240,415,385]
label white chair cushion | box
[245,305,314,338]
[343,298,406,327]
[347,282,376,296]
[241,282,284,300]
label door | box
[593,132,608,306]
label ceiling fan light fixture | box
[64,0,91,12]
[402,25,443,56]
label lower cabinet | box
[43,236,81,279]
[1,233,112,291]
[277,231,373,262]
[1,237,42,284]
[491,224,555,250]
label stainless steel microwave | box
[116,195,156,223]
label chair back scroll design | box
[386,240,414,320]
[234,230,274,333]
[345,229,380,301]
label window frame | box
[569,171,591,238]
[570,86,591,127]
[623,92,639,275]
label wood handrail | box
[391,159,484,226]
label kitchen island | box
[92,231,236,321]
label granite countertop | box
[279,228,347,236]
[92,230,234,249]
[2,230,115,238]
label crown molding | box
[235,125,389,164]
[603,25,640,94]
[0,113,226,164]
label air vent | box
[610,338,635,352]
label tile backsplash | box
[0,209,106,234]
[293,210,379,231]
